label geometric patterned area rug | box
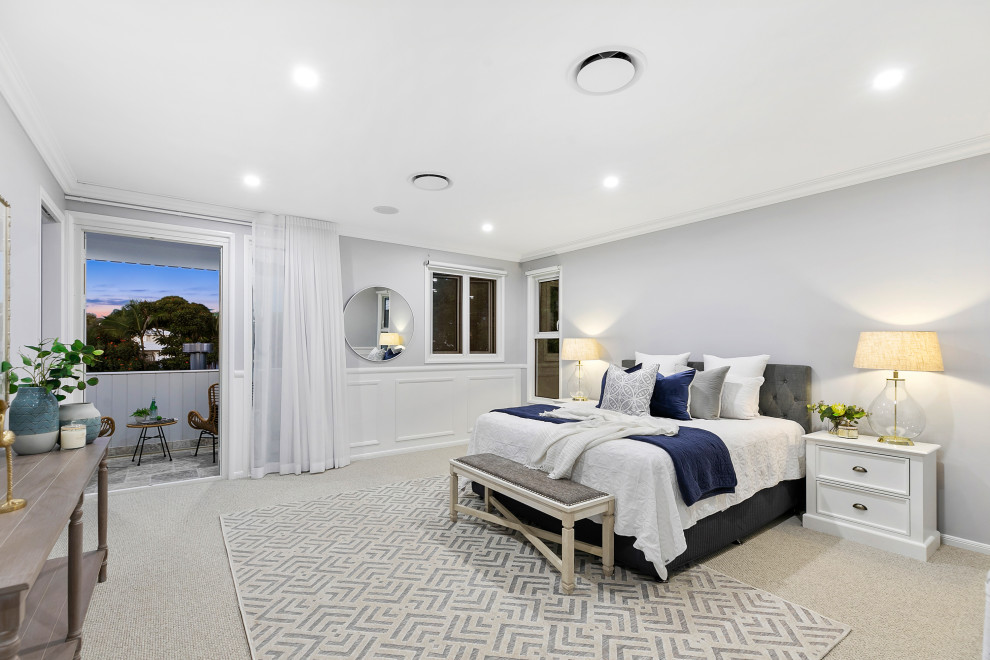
[221,476,850,659]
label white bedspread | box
[469,405,805,579]
[526,407,678,479]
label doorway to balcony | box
[83,232,221,491]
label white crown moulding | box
[0,35,76,192]
[2,33,989,264]
[518,133,990,262]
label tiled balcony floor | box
[86,445,220,493]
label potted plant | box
[130,407,151,423]
[807,401,867,435]
[1,339,103,454]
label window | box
[426,262,505,362]
[527,266,561,400]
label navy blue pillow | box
[649,369,696,421]
[595,363,642,408]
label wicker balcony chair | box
[98,416,115,438]
[189,383,219,463]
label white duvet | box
[469,403,805,579]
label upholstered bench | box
[449,453,615,594]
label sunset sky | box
[86,261,220,318]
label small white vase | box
[59,402,101,444]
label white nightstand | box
[803,430,940,561]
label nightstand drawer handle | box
[852,466,868,473]
[852,503,868,511]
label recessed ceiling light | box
[373,206,399,214]
[872,68,905,91]
[481,223,494,233]
[603,175,620,189]
[571,48,645,95]
[243,174,261,187]
[410,173,452,191]
[293,66,320,89]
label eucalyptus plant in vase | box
[1,339,103,454]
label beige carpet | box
[221,476,849,659]
[59,444,989,659]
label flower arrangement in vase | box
[807,401,867,434]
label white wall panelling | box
[466,375,520,433]
[395,377,456,442]
[346,365,524,460]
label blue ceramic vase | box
[9,386,60,455]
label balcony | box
[85,369,220,490]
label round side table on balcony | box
[127,419,177,466]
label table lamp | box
[561,338,601,401]
[379,333,403,348]
[853,331,943,445]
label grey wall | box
[523,153,990,546]
[340,237,526,368]
[0,92,66,358]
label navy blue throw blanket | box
[491,404,737,506]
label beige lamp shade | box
[379,332,403,346]
[853,331,943,372]
[561,338,601,361]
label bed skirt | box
[469,477,805,580]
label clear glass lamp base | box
[867,377,925,447]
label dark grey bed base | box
[470,478,804,578]
[471,361,812,580]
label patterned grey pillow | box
[600,363,660,416]
[677,364,730,420]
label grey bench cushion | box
[453,453,610,506]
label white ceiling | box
[1,1,988,261]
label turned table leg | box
[98,451,108,582]
[67,493,83,660]
[0,592,22,660]
[448,471,458,522]
[602,500,615,578]
[561,517,575,595]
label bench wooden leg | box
[602,501,615,578]
[449,471,458,522]
[561,517,575,595]
[484,486,491,513]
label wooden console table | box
[0,438,109,660]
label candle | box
[61,425,86,450]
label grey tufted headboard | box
[620,360,813,432]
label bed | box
[467,361,812,580]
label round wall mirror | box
[344,287,414,362]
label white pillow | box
[720,374,764,419]
[635,351,691,376]
[600,363,660,417]
[703,354,770,378]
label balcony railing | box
[86,369,219,453]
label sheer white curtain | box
[251,214,348,477]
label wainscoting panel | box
[347,380,383,449]
[395,378,455,442]
[466,375,519,433]
[345,365,524,459]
